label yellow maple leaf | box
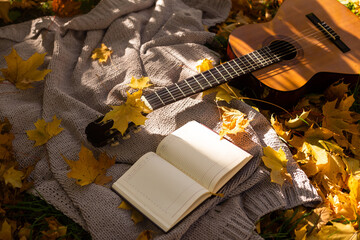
[118,201,144,224]
[218,106,250,139]
[26,115,64,146]
[128,76,152,90]
[203,83,241,103]
[63,144,115,186]
[0,219,12,240]
[102,90,148,135]
[315,221,358,240]
[136,230,154,240]
[327,190,357,220]
[324,81,350,102]
[322,95,360,147]
[294,224,307,240]
[41,216,67,239]
[261,146,292,186]
[196,58,214,72]
[0,48,51,90]
[91,43,113,63]
[3,166,24,188]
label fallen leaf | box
[0,1,11,23]
[285,110,310,129]
[324,81,350,102]
[102,90,148,135]
[0,48,51,90]
[322,95,360,148]
[26,115,64,146]
[118,201,144,224]
[195,58,214,72]
[261,146,292,186]
[41,216,67,239]
[11,0,37,9]
[203,83,241,103]
[63,145,115,186]
[294,224,307,240]
[315,221,358,240]
[327,190,357,220]
[218,106,249,139]
[136,230,154,240]
[3,166,24,188]
[128,76,152,90]
[0,219,11,240]
[91,43,113,63]
[52,0,82,17]
[18,223,31,240]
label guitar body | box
[228,0,360,93]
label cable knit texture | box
[0,0,321,239]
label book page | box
[156,121,252,193]
[112,152,210,232]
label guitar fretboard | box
[143,46,281,110]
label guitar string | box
[145,26,335,105]
[147,31,332,109]
[145,28,338,107]
[145,26,334,105]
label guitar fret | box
[154,91,165,106]
[221,64,233,78]
[254,51,266,66]
[215,67,227,80]
[228,61,239,76]
[184,79,195,93]
[165,87,176,101]
[208,69,220,84]
[193,76,204,90]
[243,55,257,70]
[232,59,246,74]
[201,73,213,87]
[175,83,186,97]
[264,46,280,62]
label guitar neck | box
[142,46,281,110]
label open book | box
[112,121,252,232]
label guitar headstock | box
[85,116,137,147]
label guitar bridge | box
[306,13,350,53]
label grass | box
[3,192,91,240]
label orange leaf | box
[0,219,12,240]
[136,230,154,240]
[52,0,82,18]
[41,216,67,239]
[63,145,115,186]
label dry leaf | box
[91,43,113,63]
[18,223,31,240]
[294,224,307,240]
[52,0,82,17]
[0,1,11,23]
[41,216,67,240]
[0,48,51,90]
[3,166,24,188]
[261,146,292,186]
[26,115,64,146]
[285,110,310,129]
[128,76,152,90]
[324,81,350,102]
[218,106,249,139]
[102,90,148,135]
[0,219,12,240]
[136,230,154,240]
[118,201,144,224]
[11,0,37,9]
[203,83,241,103]
[322,95,360,148]
[314,221,358,240]
[63,145,115,186]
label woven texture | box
[0,0,321,239]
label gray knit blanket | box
[0,0,321,239]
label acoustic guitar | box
[86,0,360,147]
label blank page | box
[156,121,252,192]
[112,152,209,231]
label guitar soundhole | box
[269,40,297,61]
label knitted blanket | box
[0,0,321,239]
